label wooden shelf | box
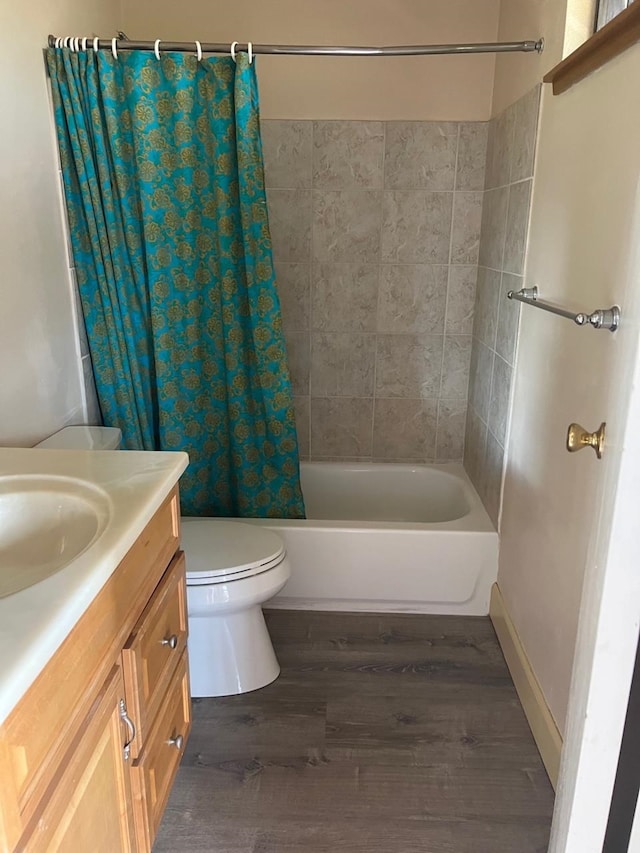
[544,1,640,94]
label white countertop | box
[0,447,189,725]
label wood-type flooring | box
[154,610,554,853]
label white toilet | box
[181,518,290,697]
[34,426,291,698]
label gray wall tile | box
[436,399,467,462]
[478,187,508,270]
[446,266,477,335]
[373,398,437,460]
[310,332,376,397]
[463,405,488,487]
[451,191,483,265]
[378,265,448,334]
[503,179,533,275]
[440,335,472,399]
[275,261,310,331]
[311,263,379,332]
[457,123,489,191]
[375,335,443,398]
[310,397,373,457]
[293,396,310,458]
[312,189,382,262]
[496,272,522,365]
[472,266,500,349]
[469,338,494,422]
[512,86,541,183]
[261,120,312,189]
[267,189,311,261]
[284,331,310,395]
[488,354,512,447]
[481,430,504,528]
[313,121,384,189]
[381,191,453,264]
[384,122,458,190]
[309,455,373,462]
[485,105,515,190]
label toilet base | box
[188,605,281,697]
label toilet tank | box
[34,426,122,450]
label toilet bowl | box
[34,427,290,698]
[182,519,291,697]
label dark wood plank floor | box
[154,610,554,853]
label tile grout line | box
[307,123,314,457]
[369,122,388,459]
[437,122,462,461]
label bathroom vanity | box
[0,448,189,852]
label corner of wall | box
[463,83,541,529]
[490,583,563,787]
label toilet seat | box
[181,519,286,585]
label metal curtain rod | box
[48,34,544,57]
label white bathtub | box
[249,462,498,616]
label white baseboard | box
[490,583,563,789]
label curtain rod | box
[48,34,544,57]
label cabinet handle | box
[119,698,136,761]
[167,733,184,750]
[161,634,178,649]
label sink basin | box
[0,475,112,598]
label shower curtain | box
[47,47,305,519]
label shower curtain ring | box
[74,37,81,52]
[247,41,253,63]
[82,37,88,51]
[230,41,238,62]
[154,39,162,60]
[63,37,71,49]
[195,40,203,61]
[111,37,118,60]
[55,37,61,48]
[93,37,99,52]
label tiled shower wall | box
[464,86,541,526]
[262,120,488,462]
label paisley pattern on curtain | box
[47,48,305,519]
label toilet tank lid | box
[35,426,122,451]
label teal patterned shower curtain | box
[47,47,305,519]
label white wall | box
[492,0,570,115]
[0,1,121,446]
[498,44,640,734]
[492,0,598,115]
[121,0,501,120]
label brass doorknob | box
[566,422,606,459]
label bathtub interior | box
[299,462,471,524]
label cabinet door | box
[21,666,136,853]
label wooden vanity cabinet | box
[0,486,191,853]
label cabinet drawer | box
[122,551,187,759]
[131,653,191,852]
